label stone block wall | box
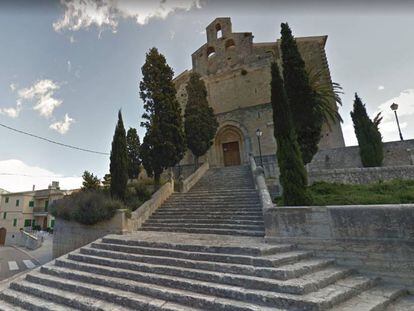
[264,205,414,288]
[309,139,414,170]
[309,165,414,184]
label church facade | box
[174,17,345,172]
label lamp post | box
[390,103,404,141]
[256,128,263,168]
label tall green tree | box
[139,47,185,186]
[81,171,101,191]
[271,62,311,206]
[184,72,218,168]
[110,110,128,200]
[280,23,323,164]
[126,128,141,180]
[350,93,383,167]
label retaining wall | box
[264,204,414,288]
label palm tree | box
[306,64,343,129]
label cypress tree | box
[271,62,311,206]
[139,47,185,187]
[126,127,141,180]
[110,110,128,200]
[280,23,323,164]
[184,72,218,168]
[350,93,383,167]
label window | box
[29,201,34,207]
[16,199,19,207]
[215,23,222,39]
[45,200,49,211]
[51,219,55,228]
[13,219,17,227]
[207,46,216,59]
[24,219,32,227]
[5,197,9,203]
[3,212,6,219]
[225,39,235,50]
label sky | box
[0,0,413,192]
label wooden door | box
[0,227,6,245]
[223,142,241,166]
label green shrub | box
[50,191,125,225]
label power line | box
[0,122,109,155]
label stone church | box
[174,17,345,173]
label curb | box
[10,245,41,265]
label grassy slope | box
[275,179,414,206]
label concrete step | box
[101,235,281,256]
[141,222,265,231]
[162,202,262,207]
[85,243,311,267]
[149,214,264,221]
[80,246,331,280]
[30,267,279,311]
[167,196,260,202]
[0,289,65,311]
[10,279,133,311]
[153,210,263,216]
[57,254,350,295]
[145,219,264,225]
[331,285,406,310]
[386,294,414,310]
[158,205,262,211]
[139,226,265,236]
[188,188,257,194]
[36,263,373,310]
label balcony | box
[33,206,48,217]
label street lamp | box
[390,103,404,141]
[256,128,263,168]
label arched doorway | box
[0,227,6,245]
[215,125,244,166]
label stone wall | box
[264,205,414,288]
[309,165,414,184]
[53,209,129,258]
[309,139,414,170]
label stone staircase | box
[0,165,412,310]
[140,165,265,237]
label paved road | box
[0,234,53,281]
[0,246,38,281]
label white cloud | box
[0,159,82,192]
[69,35,75,43]
[378,85,385,90]
[53,0,201,33]
[0,101,22,118]
[49,114,75,134]
[10,83,17,92]
[18,79,62,118]
[376,89,414,141]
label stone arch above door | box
[214,121,251,166]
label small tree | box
[139,47,185,187]
[351,93,383,167]
[81,171,101,191]
[271,62,311,206]
[280,23,323,164]
[184,72,218,168]
[102,173,111,191]
[126,128,141,180]
[110,110,128,200]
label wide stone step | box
[153,210,263,216]
[37,262,373,310]
[163,201,261,207]
[159,204,262,210]
[10,279,134,311]
[0,288,70,311]
[173,191,258,197]
[139,226,265,236]
[145,219,264,225]
[101,234,280,256]
[80,246,331,280]
[331,285,406,310]
[58,254,350,295]
[188,188,257,194]
[86,243,310,267]
[149,214,264,221]
[141,222,264,231]
[386,294,414,310]
[31,267,279,311]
